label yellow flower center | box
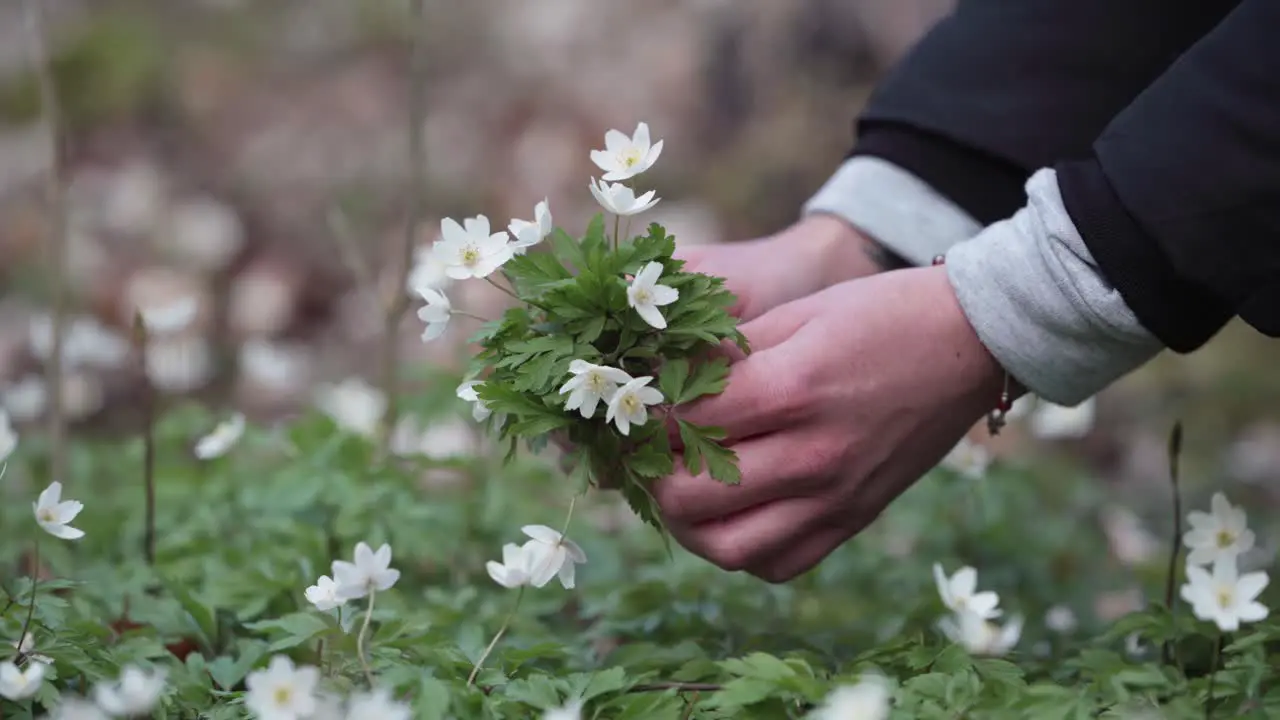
[586,373,605,392]
[620,148,643,168]
[622,394,640,412]
[1216,588,1235,609]
[37,508,55,523]
[1216,530,1235,548]
[273,686,293,706]
[460,247,480,266]
[633,288,652,304]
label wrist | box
[782,214,897,288]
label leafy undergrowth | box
[0,402,1278,719]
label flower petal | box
[635,303,667,329]
[633,122,650,152]
[1237,571,1270,601]
[635,261,663,288]
[650,285,679,306]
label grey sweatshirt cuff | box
[802,156,983,266]
[945,169,1164,406]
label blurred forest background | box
[0,0,1278,517]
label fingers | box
[655,427,845,525]
[667,495,833,577]
[750,525,854,583]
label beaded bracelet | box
[933,254,1012,436]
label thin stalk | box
[1205,631,1223,719]
[16,536,40,663]
[25,0,68,485]
[356,588,377,688]
[623,217,633,245]
[484,275,522,302]
[467,586,524,686]
[450,309,492,323]
[613,214,620,251]
[133,314,157,565]
[1163,421,1184,667]
[376,0,428,458]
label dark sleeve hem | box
[1055,158,1233,352]
[850,121,1028,226]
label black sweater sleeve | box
[1057,0,1280,351]
[848,0,1234,225]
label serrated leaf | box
[677,420,740,485]
[658,359,690,402]
[678,357,729,404]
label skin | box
[657,216,1005,582]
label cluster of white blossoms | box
[1179,492,1269,632]
[559,360,664,435]
[244,655,412,720]
[932,565,1023,657]
[303,542,401,612]
[2,661,166,717]
[411,121,673,346]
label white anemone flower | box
[304,575,345,612]
[456,381,493,423]
[939,609,1023,657]
[521,525,587,590]
[543,701,584,720]
[589,122,664,182]
[1183,492,1255,567]
[806,674,891,720]
[93,665,167,717]
[559,360,632,419]
[346,687,412,720]
[508,199,553,255]
[1181,555,1269,632]
[432,215,513,280]
[34,481,85,540]
[331,542,401,601]
[138,296,199,335]
[486,543,533,589]
[588,178,660,217]
[194,413,245,460]
[415,287,451,342]
[932,564,1001,619]
[0,409,15,463]
[625,262,679,330]
[244,656,320,720]
[314,377,386,438]
[0,660,45,701]
[604,376,664,436]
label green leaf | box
[658,359,690,402]
[550,227,587,271]
[244,612,331,652]
[678,357,729,404]
[677,420,741,485]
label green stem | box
[16,536,39,662]
[467,586,524,686]
[449,309,492,323]
[485,275,551,312]
[356,588,377,688]
[613,214,621,251]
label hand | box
[676,214,892,322]
[655,266,1006,582]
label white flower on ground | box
[559,360,632,419]
[521,525,587,590]
[194,413,245,460]
[1184,492,1255,567]
[933,564,1001,619]
[304,576,344,612]
[456,381,493,423]
[345,688,412,720]
[588,178,660,217]
[939,610,1023,656]
[626,262,679,330]
[244,655,319,720]
[314,377,386,438]
[806,674,890,720]
[29,315,131,369]
[1044,605,1078,634]
[331,542,401,601]
[487,543,534,589]
[604,376,664,436]
[1028,398,1096,440]
[93,665,167,717]
[12,633,51,665]
[34,481,85,540]
[508,199,553,254]
[543,701,584,720]
[432,215,513,280]
[0,409,15,463]
[138,296,199,335]
[415,287,451,342]
[590,122,664,182]
[940,437,990,479]
[47,698,108,720]
[239,340,311,393]
[1180,555,1269,632]
[0,660,45,700]
[3,375,48,422]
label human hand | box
[654,265,1007,582]
[675,214,894,322]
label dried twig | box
[375,0,429,456]
[25,0,69,484]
